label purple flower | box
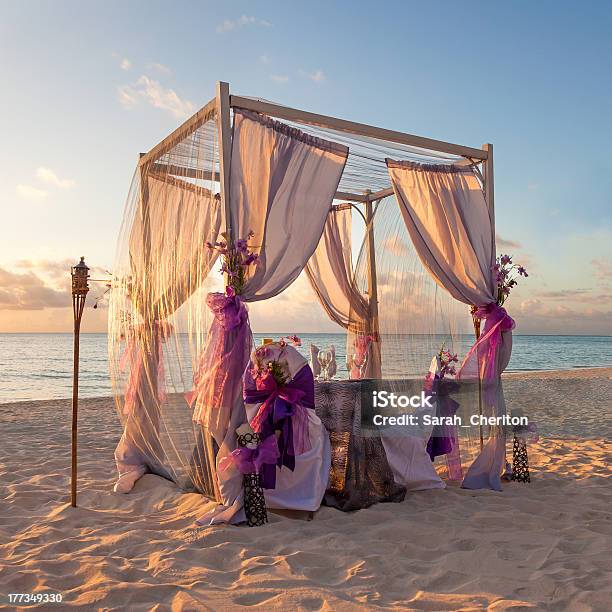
[225,286,236,298]
[236,239,248,253]
[517,266,528,277]
[500,254,512,266]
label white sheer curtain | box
[113,165,222,494]
[386,159,511,491]
[305,207,370,330]
[230,109,348,301]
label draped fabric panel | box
[386,160,495,306]
[305,207,370,331]
[110,110,223,496]
[386,159,511,490]
[195,110,349,523]
[230,109,349,302]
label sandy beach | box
[1,368,610,611]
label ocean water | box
[0,333,610,403]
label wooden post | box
[471,305,484,451]
[71,315,82,507]
[482,143,495,260]
[364,193,381,378]
[207,81,234,504]
[71,258,89,507]
[473,143,496,452]
[216,81,233,244]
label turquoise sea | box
[0,333,611,403]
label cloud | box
[259,54,270,64]
[536,289,590,300]
[0,259,111,313]
[0,266,67,310]
[216,15,272,34]
[592,258,612,281]
[300,69,325,83]
[16,184,48,200]
[120,58,132,71]
[117,75,195,119]
[36,167,76,189]
[270,74,289,84]
[495,234,521,250]
[381,236,410,257]
[516,297,612,334]
[149,62,172,75]
[117,84,139,109]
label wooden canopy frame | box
[138,81,496,377]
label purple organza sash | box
[244,366,314,488]
[457,303,515,400]
[217,435,280,475]
[458,303,515,491]
[120,321,171,416]
[188,292,252,441]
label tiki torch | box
[71,257,89,507]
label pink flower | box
[225,286,236,298]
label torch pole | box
[71,257,89,508]
[71,305,80,507]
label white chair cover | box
[245,343,331,511]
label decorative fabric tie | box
[218,435,280,475]
[458,303,515,402]
[120,321,172,416]
[245,366,314,489]
[186,291,249,408]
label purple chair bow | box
[244,366,314,489]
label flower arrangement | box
[206,230,259,295]
[251,345,290,387]
[493,254,528,305]
[250,336,301,386]
[438,345,459,379]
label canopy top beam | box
[230,94,488,161]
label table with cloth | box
[314,378,444,511]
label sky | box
[0,0,611,335]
